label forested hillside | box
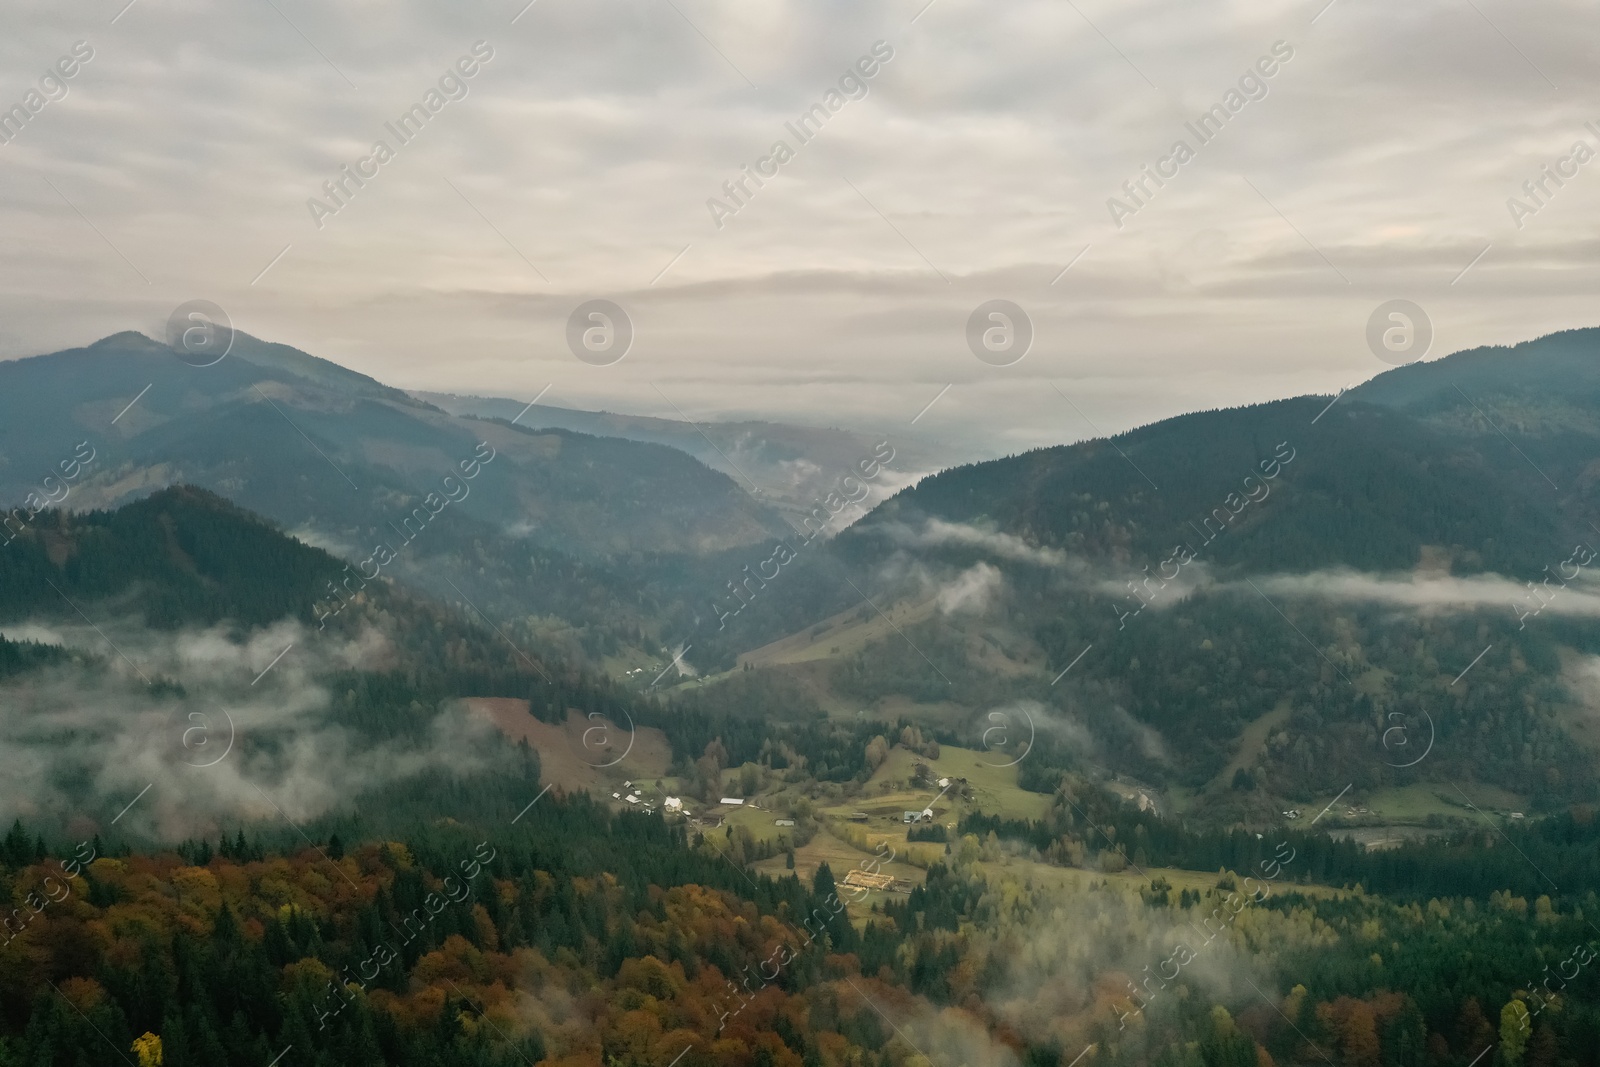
[7,785,1600,1067]
[687,329,1600,824]
[0,331,794,664]
[8,329,1600,1067]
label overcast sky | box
[1,0,1597,458]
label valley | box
[4,326,1600,1067]
[7,9,1598,1062]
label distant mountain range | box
[7,325,1600,827]
[0,330,819,663]
[415,390,961,528]
[704,327,1600,823]
[0,330,789,557]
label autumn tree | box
[1498,1000,1530,1066]
[1314,996,1379,1067]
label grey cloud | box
[936,561,1005,614]
[1238,568,1600,624]
[0,615,503,840]
[878,518,1073,569]
[0,0,1597,456]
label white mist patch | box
[0,623,66,646]
[770,456,825,492]
[285,524,357,558]
[1560,656,1600,723]
[1096,561,1217,613]
[0,616,492,839]
[665,642,698,679]
[879,517,1071,569]
[1027,702,1098,756]
[938,562,1005,614]
[1238,567,1600,623]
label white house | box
[663,796,683,813]
[720,797,745,806]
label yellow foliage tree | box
[1500,1000,1531,1066]
[131,1032,163,1067]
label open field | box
[719,801,791,845]
[462,697,672,793]
[989,853,1348,901]
[1203,699,1292,795]
[749,827,929,919]
[739,596,941,668]
[1342,780,1525,824]
[851,743,1053,821]
[742,821,1350,932]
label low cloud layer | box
[879,518,1073,570]
[2,0,1597,456]
[937,561,1005,614]
[1240,567,1600,626]
[0,616,502,840]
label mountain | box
[9,354,1600,1067]
[0,331,796,662]
[0,484,348,630]
[1352,325,1600,413]
[0,331,785,559]
[0,484,896,842]
[847,324,1600,578]
[416,390,959,528]
[0,483,594,688]
[688,328,1600,825]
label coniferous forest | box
[8,325,1600,1067]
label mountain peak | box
[86,330,166,352]
[1352,322,1600,412]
